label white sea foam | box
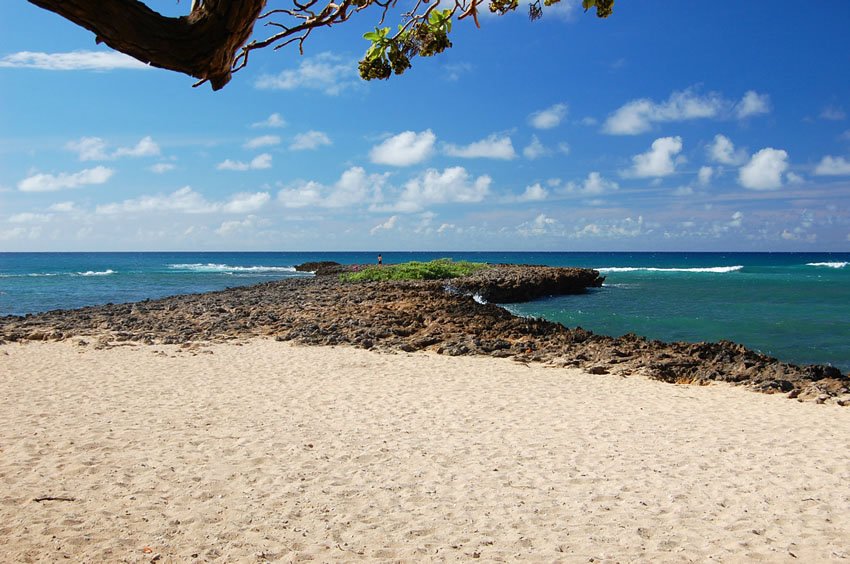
[168,263,297,273]
[596,265,744,274]
[472,293,487,305]
[77,269,115,276]
[806,262,847,269]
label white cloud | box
[113,136,160,158]
[254,53,358,95]
[557,142,571,155]
[97,187,212,215]
[0,50,148,71]
[624,136,683,178]
[786,171,804,184]
[517,214,559,237]
[516,183,548,202]
[18,166,114,192]
[698,166,714,185]
[738,148,789,190]
[96,186,270,215]
[150,163,176,174]
[244,135,281,149]
[814,155,850,176]
[729,211,744,228]
[604,88,770,135]
[370,130,436,166]
[707,134,747,165]
[66,136,160,160]
[444,134,516,160]
[393,167,491,212]
[572,216,646,239]
[252,113,287,128]
[48,201,77,213]
[523,136,550,160]
[564,172,620,195]
[735,91,771,119]
[221,192,271,213]
[672,186,694,197]
[216,216,264,236]
[603,89,725,135]
[9,212,52,223]
[290,131,332,151]
[370,216,398,235]
[65,137,108,161]
[529,103,568,129]
[217,153,272,171]
[279,167,388,209]
[820,106,846,121]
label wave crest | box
[596,265,744,274]
[77,269,115,276]
[806,262,847,269]
[168,263,297,273]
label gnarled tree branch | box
[27,0,267,90]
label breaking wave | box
[806,262,847,269]
[77,269,115,276]
[596,265,744,274]
[168,263,298,273]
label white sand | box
[1,339,848,562]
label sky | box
[1,1,850,252]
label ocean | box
[1,251,849,371]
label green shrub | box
[340,258,488,282]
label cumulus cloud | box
[252,113,287,128]
[563,172,620,195]
[278,167,388,209]
[604,88,770,135]
[444,134,516,160]
[707,134,747,165]
[698,166,714,185]
[735,91,771,119]
[370,216,398,235]
[529,103,568,129]
[624,136,683,178]
[221,192,271,214]
[517,214,559,237]
[216,215,268,236]
[603,89,726,135]
[515,183,548,202]
[254,53,358,95]
[522,136,549,160]
[572,216,646,239]
[738,148,789,190]
[814,155,850,176]
[96,187,270,215]
[244,135,281,149]
[0,50,148,71]
[392,167,491,212]
[370,130,436,166]
[290,131,332,151]
[18,166,114,192]
[66,136,160,160]
[216,153,272,171]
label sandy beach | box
[1,338,848,562]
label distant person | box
[377,254,383,266]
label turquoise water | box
[1,252,848,371]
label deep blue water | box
[1,252,849,371]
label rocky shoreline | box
[1,263,848,404]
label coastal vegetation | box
[340,258,489,282]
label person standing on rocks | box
[377,254,383,266]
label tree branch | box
[27,0,267,90]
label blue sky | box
[1,0,849,251]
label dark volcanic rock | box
[451,264,605,303]
[294,261,349,276]
[1,264,847,402]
